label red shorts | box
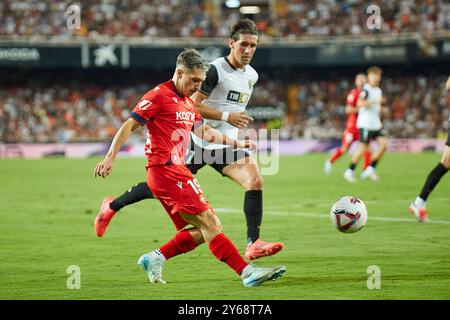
[146,164,211,231]
[341,129,359,148]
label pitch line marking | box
[215,208,450,225]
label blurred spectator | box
[0,72,447,142]
[0,0,448,39]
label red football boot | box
[94,196,116,237]
[245,239,284,261]
[408,203,429,223]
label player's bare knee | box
[441,147,450,168]
[244,175,263,190]
[202,209,222,233]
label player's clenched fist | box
[94,157,114,178]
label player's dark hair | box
[230,19,259,41]
[367,66,382,75]
[176,48,209,72]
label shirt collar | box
[224,56,245,72]
[169,80,185,98]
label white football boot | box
[241,264,286,287]
[324,160,332,175]
[137,251,167,284]
[361,166,379,181]
[343,168,357,183]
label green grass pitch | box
[1,153,449,299]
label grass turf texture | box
[1,153,449,300]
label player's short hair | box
[230,19,259,41]
[367,66,382,75]
[176,48,209,73]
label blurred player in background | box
[94,48,286,287]
[409,75,450,222]
[325,73,371,174]
[343,66,388,183]
[94,19,284,261]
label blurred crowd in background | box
[0,0,448,143]
[1,0,449,39]
[1,72,448,143]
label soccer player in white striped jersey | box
[94,19,284,261]
[343,66,388,183]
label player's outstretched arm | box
[94,118,140,178]
[193,124,256,151]
[191,91,253,128]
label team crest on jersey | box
[138,99,152,110]
[172,97,179,104]
[176,182,183,189]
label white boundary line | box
[215,208,450,225]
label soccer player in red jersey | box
[95,19,283,262]
[325,73,371,175]
[94,49,285,287]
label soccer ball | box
[330,196,368,233]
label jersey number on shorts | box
[187,178,203,195]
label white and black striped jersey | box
[357,83,383,131]
[191,57,258,150]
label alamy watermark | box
[66,265,81,289]
[366,5,382,30]
[366,265,381,289]
[66,4,81,30]
[167,128,280,176]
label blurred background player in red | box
[325,73,371,175]
[94,48,286,287]
[408,75,450,222]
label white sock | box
[414,196,426,208]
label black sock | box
[419,163,448,201]
[371,160,378,168]
[244,190,263,244]
[110,182,154,212]
[349,163,356,171]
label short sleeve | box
[131,90,162,125]
[346,91,355,104]
[359,89,369,100]
[199,64,219,95]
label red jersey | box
[131,80,202,167]
[345,87,361,131]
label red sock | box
[209,233,248,275]
[363,151,372,170]
[330,147,343,163]
[159,229,198,260]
